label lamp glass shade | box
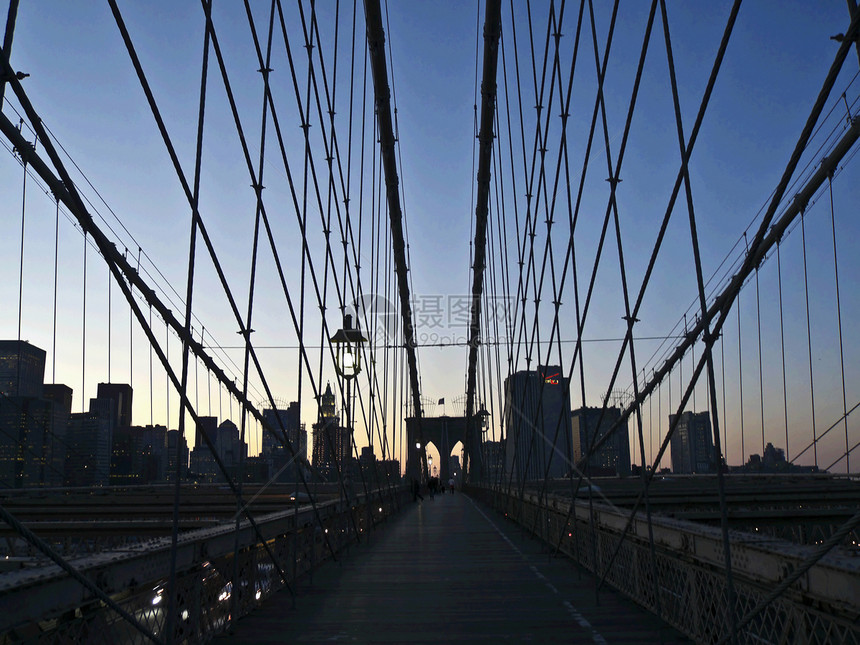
[330,316,365,380]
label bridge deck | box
[218,491,690,643]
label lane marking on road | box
[466,495,607,644]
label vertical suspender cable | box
[108,266,112,382]
[737,289,744,466]
[129,255,133,387]
[17,128,27,344]
[52,199,59,383]
[828,175,849,471]
[658,379,662,470]
[166,325,170,430]
[149,305,154,426]
[721,333,727,459]
[755,267,765,457]
[81,232,87,412]
[800,211,818,465]
[776,244,789,461]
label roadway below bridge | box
[540,473,860,549]
[0,483,342,539]
[216,491,690,644]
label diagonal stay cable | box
[270,0,383,523]
[169,7,216,635]
[0,503,164,644]
[549,0,743,564]
[0,101,299,620]
[592,113,860,612]
[717,509,860,645]
[655,0,738,628]
[100,0,342,561]
[199,0,363,545]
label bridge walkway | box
[217,490,690,643]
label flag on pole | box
[438,398,445,405]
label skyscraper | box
[166,429,188,482]
[571,406,631,477]
[194,416,218,450]
[96,383,133,429]
[262,401,306,482]
[43,384,72,487]
[669,411,715,474]
[190,417,218,482]
[216,419,247,477]
[504,366,573,482]
[312,383,352,481]
[0,341,55,488]
[65,410,112,486]
[0,340,46,399]
[0,395,53,487]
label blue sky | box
[1,1,858,472]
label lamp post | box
[477,405,490,434]
[477,406,490,485]
[331,314,366,381]
[467,405,490,484]
[330,314,366,480]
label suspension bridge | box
[0,1,858,643]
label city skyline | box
[0,329,843,484]
[2,3,857,641]
[1,2,857,475]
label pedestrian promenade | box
[217,491,690,643]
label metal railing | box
[0,485,410,643]
[471,485,860,645]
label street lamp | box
[477,405,490,434]
[330,314,366,478]
[330,314,366,380]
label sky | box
[1,1,858,473]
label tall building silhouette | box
[0,341,56,488]
[571,406,631,477]
[70,386,132,487]
[0,340,45,398]
[66,407,112,487]
[262,401,306,481]
[189,419,247,483]
[96,383,133,429]
[190,416,219,481]
[167,429,189,482]
[43,384,72,487]
[312,383,352,481]
[670,411,715,474]
[504,366,573,481]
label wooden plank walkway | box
[216,491,691,643]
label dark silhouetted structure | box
[504,367,573,481]
[312,383,352,481]
[571,406,631,477]
[670,411,715,474]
